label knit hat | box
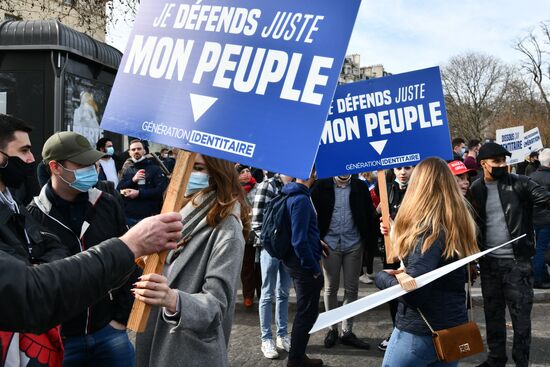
[235,164,250,174]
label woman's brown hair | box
[391,157,478,260]
[198,154,251,238]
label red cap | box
[448,160,475,176]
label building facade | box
[339,54,391,84]
[0,0,106,41]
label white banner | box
[523,127,544,153]
[309,234,527,334]
[496,126,525,165]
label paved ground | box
[228,257,550,367]
[130,258,550,366]
[228,298,550,367]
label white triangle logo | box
[370,140,388,155]
[190,93,218,122]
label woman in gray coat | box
[133,153,250,367]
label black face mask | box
[490,165,508,180]
[0,152,37,188]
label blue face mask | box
[106,146,115,156]
[59,164,98,192]
[185,172,209,196]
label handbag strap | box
[417,308,436,334]
[418,264,474,332]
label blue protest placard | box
[100,0,361,178]
[315,67,453,178]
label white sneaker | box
[359,274,373,284]
[261,339,279,359]
[366,272,375,279]
[378,335,391,351]
[276,335,291,352]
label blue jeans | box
[533,226,550,284]
[62,324,135,367]
[382,328,458,367]
[259,249,291,340]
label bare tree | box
[0,0,140,38]
[441,52,512,140]
[514,21,550,121]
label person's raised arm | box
[0,212,182,333]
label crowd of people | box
[0,111,550,367]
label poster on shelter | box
[101,0,361,178]
[64,74,111,146]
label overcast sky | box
[107,0,550,74]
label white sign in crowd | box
[496,125,543,164]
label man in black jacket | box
[28,131,136,367]
[0,115,67,264]
[311,175,377,350]
[0,116,181,354]
[529,148,550,289]
[118,139,168,226]
[0,114,71,364]
[471,142,550,367]
[0,212,182,332]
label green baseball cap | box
[42,131,106,165]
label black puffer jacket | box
[375,235,467,335]
[470,173,550,260]
[529,166,550,227]
[0,239,135,333]
[27,185,135,337]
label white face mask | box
[131,156,145,163]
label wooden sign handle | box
[377,170,394,264]
[127,150,197,332]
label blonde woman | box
[375,157,479,367]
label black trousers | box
[383,260,400,325]
[241,241,261,299]
[284,255,323,364]
[479,257,533,367]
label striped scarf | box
[165,191,216,264]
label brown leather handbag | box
[418,265,484,363]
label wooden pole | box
[377,170,394,264]
[127,150,197,332]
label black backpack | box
[260,192,293,260]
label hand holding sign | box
[395,272,417,292]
